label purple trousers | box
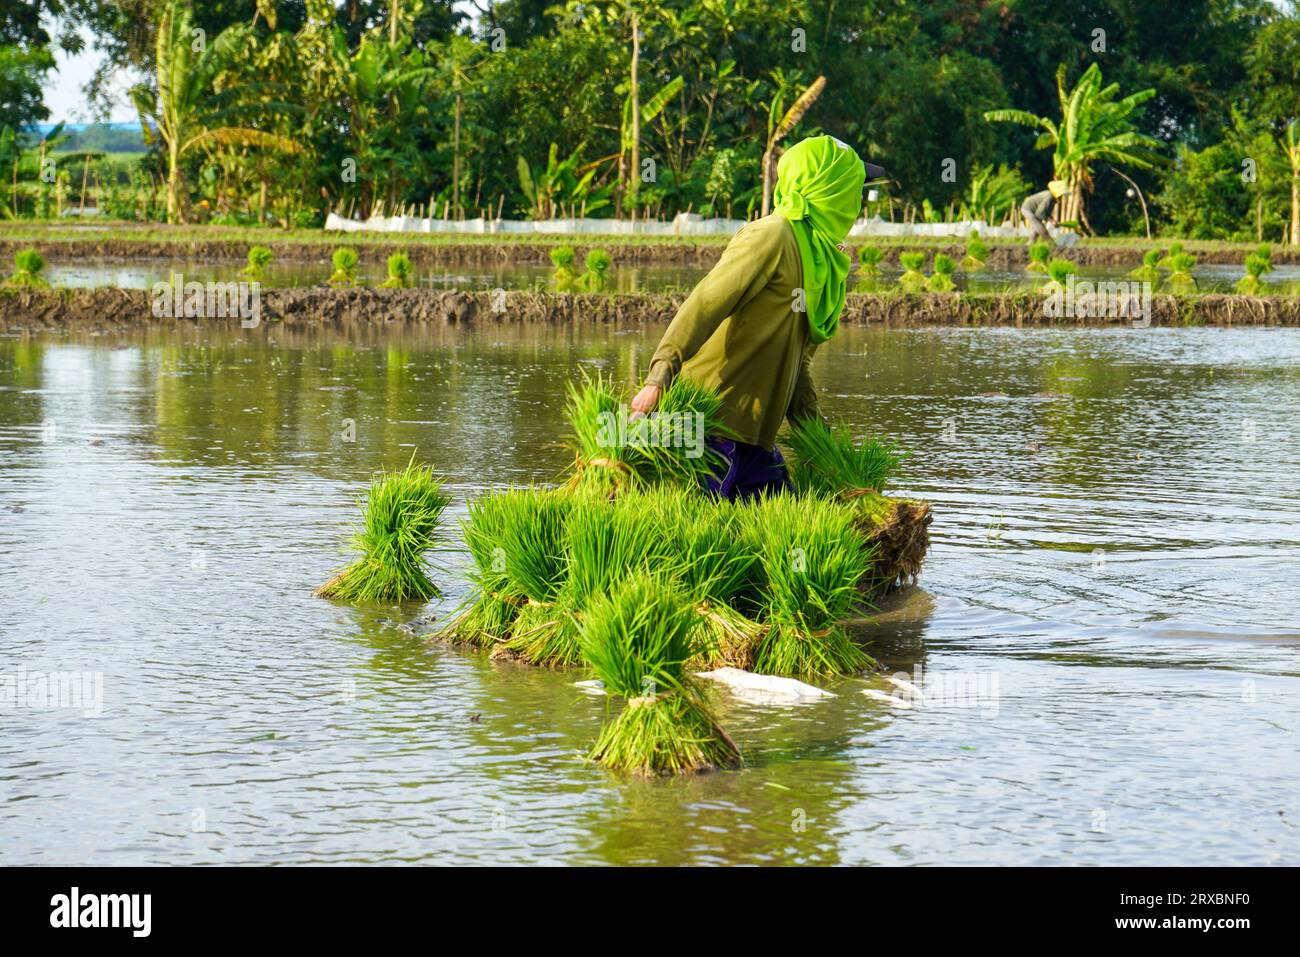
[702,437,791,501]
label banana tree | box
[130,0,299,223]
[761,73,826,216]
[619,74,683,215]
[984,63,1162,233]
[517,142,613,220]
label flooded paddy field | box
[1,322,1297,864]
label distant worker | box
[1021,180,1071,245]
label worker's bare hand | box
[629,384,661,420]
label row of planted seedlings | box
[424,373,929,776]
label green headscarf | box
[773,135,866,344]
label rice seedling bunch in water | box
[491,488,580,666]
[576,248,612,291]
[857,245,884,276]
[328,247,360,286]
[549,244,577,291]
[242,245,273,279]
[580,572,740,776]
[315,458,451,602]
[960,231,988,271]
[648,488,762,667]
[7,249,48,288]
[1256,244,1273,273]
[898,251,928,289]
[1026,241,1051,273]
[927,253,957,292]
[1236,253,1269,294]
[1043,257,1077,294]
[438,491,527,647]
[1156,242,1185,270]
[786,418,903,498]
[740,491,875,678]
[1129,248,1161,281]
[1167,252,1197,287]
[379,252,413,288]
[565,491,670,610]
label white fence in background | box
[324,211,1056,242]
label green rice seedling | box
[1129,248,1161,281]
[575,248,612,291]
[1156,242,1184,270]
[241,245,273,279]
[549,244,578,291]
[7,249,49,288]
[580,572,740,776]
[1167,252,1197,288]
[786,418,903,497]
[438,491,528,648]
[379,252,413,288]
[1256,244,1273,274]
[960,231,988,271]
[898,251,928,290]
[927,253,957,292]
[315,457,451,603]
[857,245,884,276]
[491,488,579,666]
[1026,241,1051,273]
[564,372,728,494]
[740,491,875,679]
[1042,258,1077,295]
[327,247,360,286]
[1236,253,1269,294]
[649,488,763,668]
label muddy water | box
[43,256,1300,295]
[1,323,1297,865]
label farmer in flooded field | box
[628,135,879,500]
[1021,179,1071,245]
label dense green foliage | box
[15,1,1300,241]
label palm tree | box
[984,63,1162,233]
[130,0,299,223]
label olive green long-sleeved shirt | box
[645,214,822,450]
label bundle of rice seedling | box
[1026,241,1051,273]
[328,247,359,286]
[1129,249,1161,281]
[1167,252,1197,288]
[857,245,884,276]
[564,372,727,494]
[1042,257,1077,294]
[437,491,527,647]
[241,245,273,279]
[549,245,577,291]
[740,491,875,678]
[1236,253,1269,294]
[1256,244,1273,274]
[650,488,763,668]
[960,231,988,271]
[6,249,49,288]
[575,248,612,291]
[483,488,577,666]
[379,252,413,288]
[898,251,927,289]
[581,573,740,776]
[315,457,451,602]
[786,418,903,497]
[1156,242,1185,270]
[927,253,957,292]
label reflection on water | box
[1,323,1297,865]
[43,257,1300,295]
